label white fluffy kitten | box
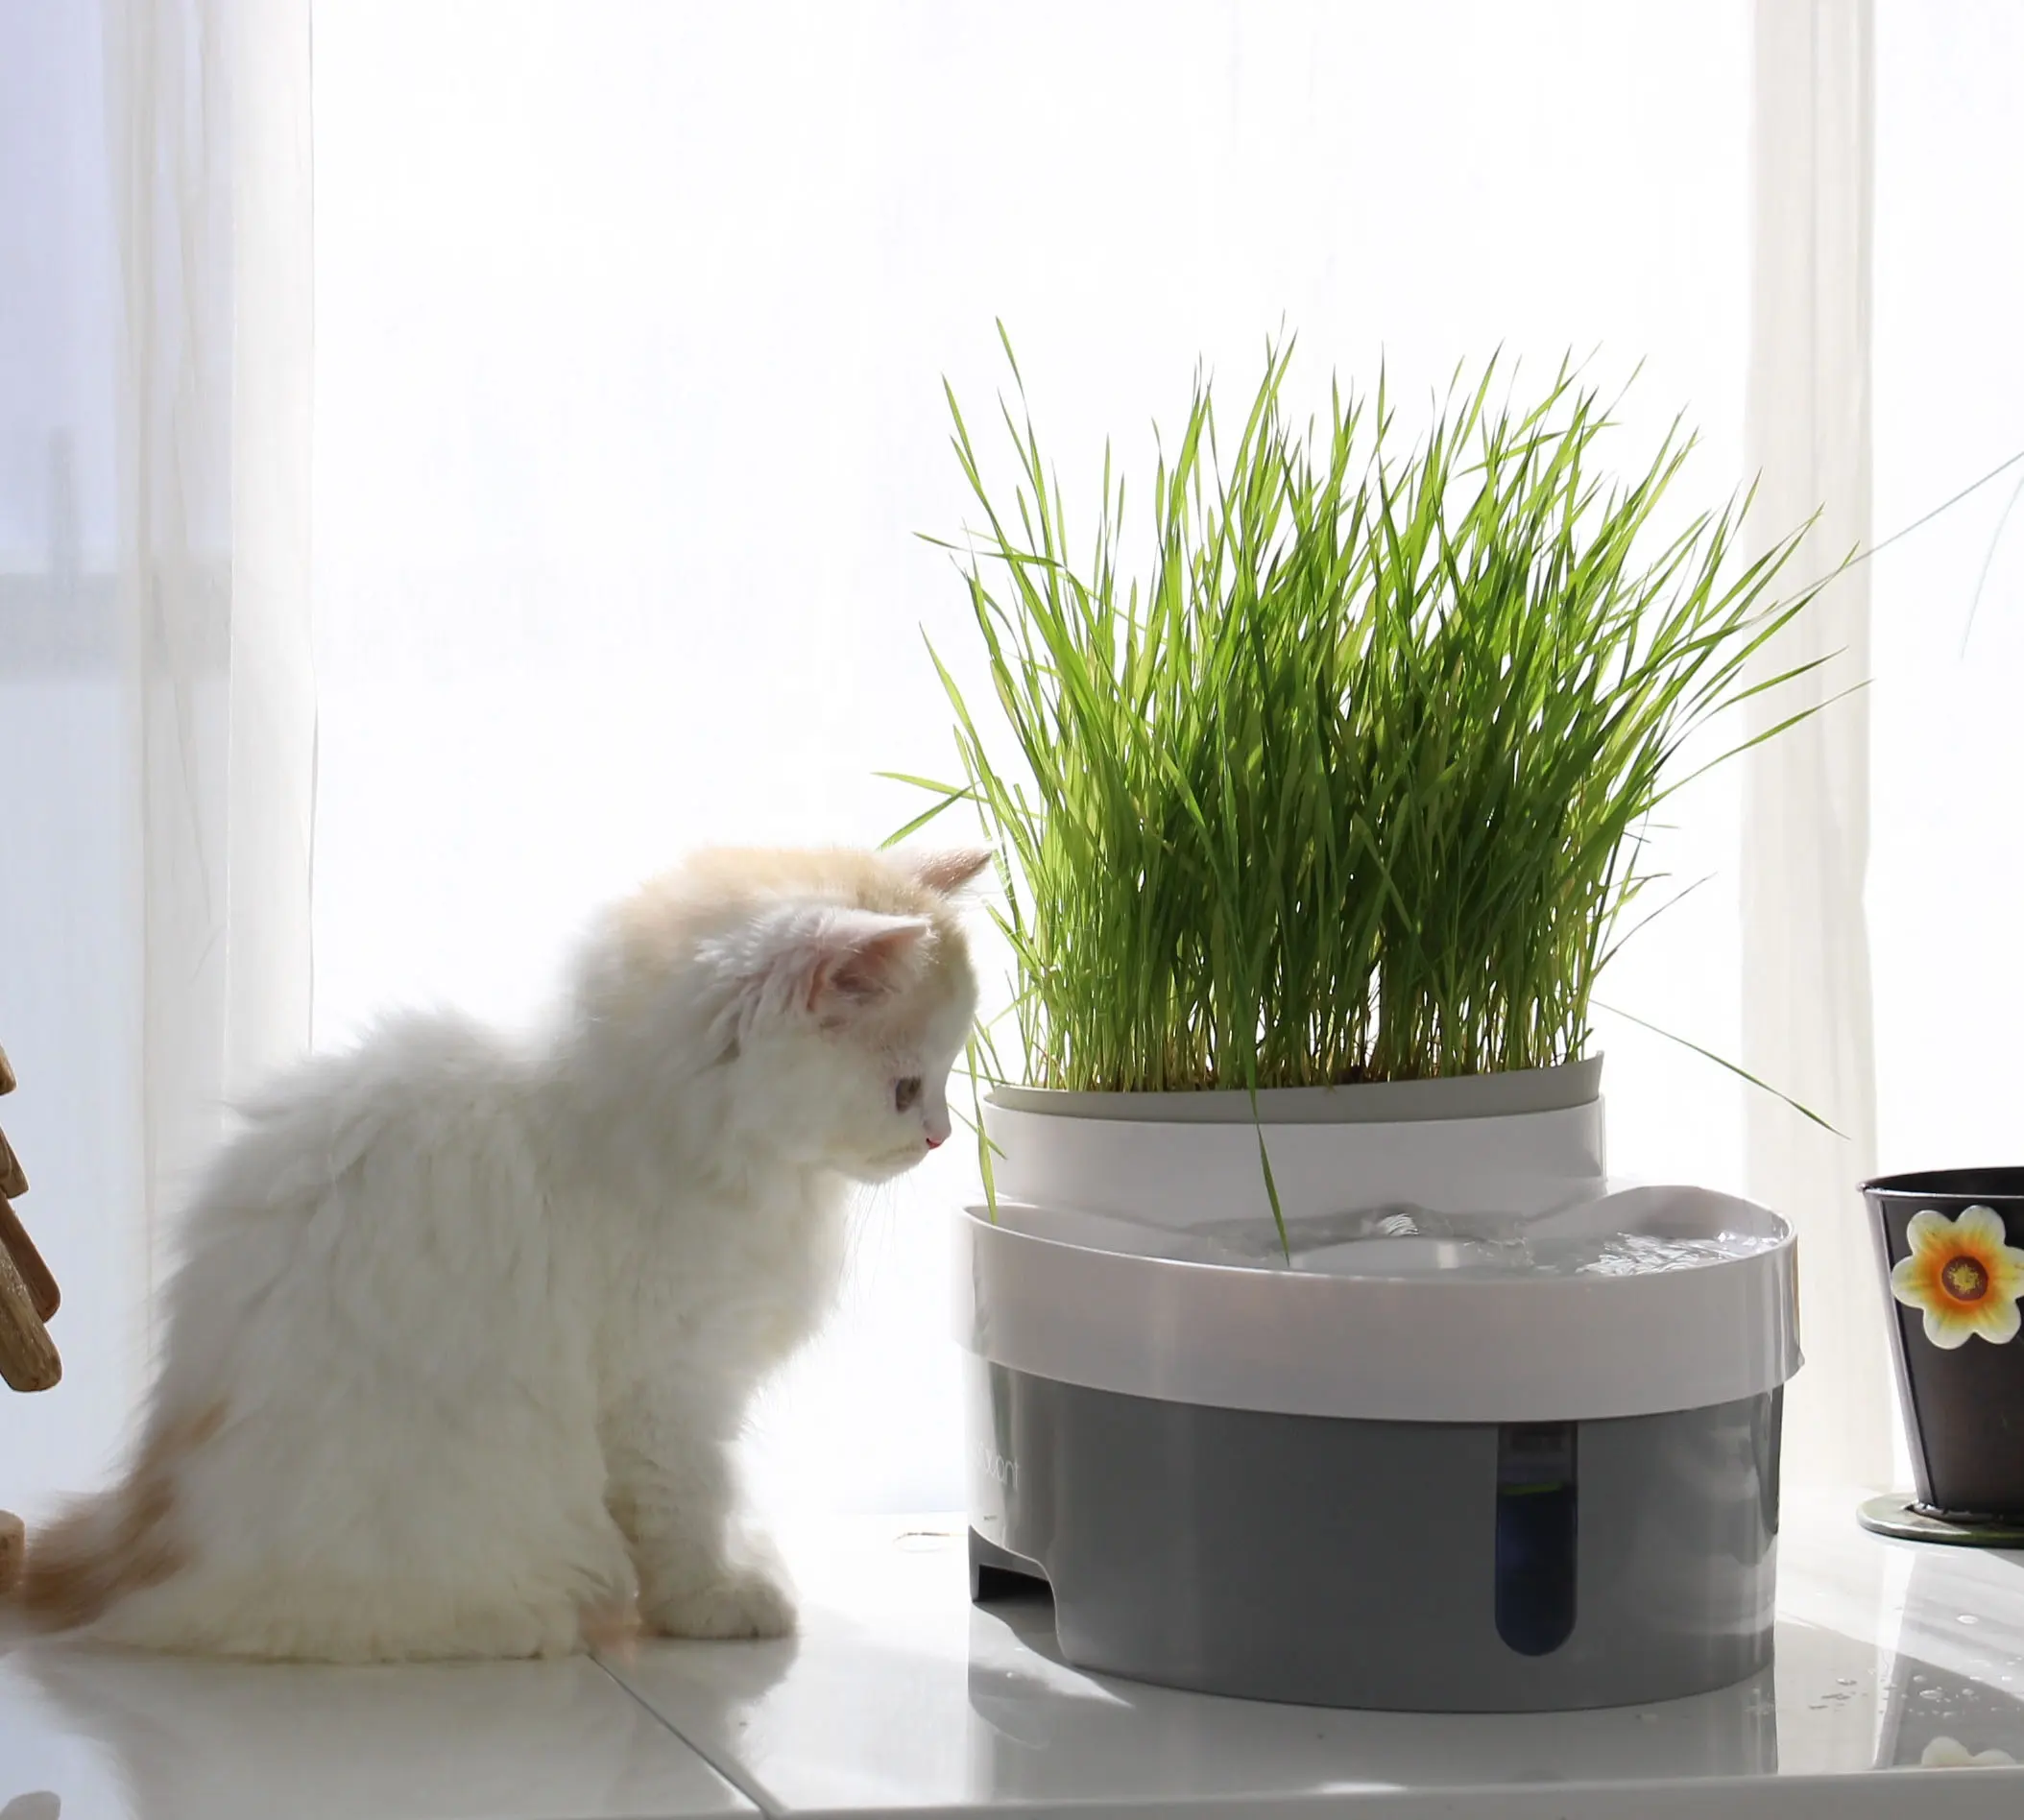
[23,845,988,1661]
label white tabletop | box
[6,1488,2023,1819]
[604,1488,2024,1818]
[0,1645,754,1820]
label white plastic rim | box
[956,1185,1802,1424]
[986,1055,1603,1125]
[981,1084,1608,1233]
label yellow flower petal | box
[1923,1306,1977,1349]
[1972,1208,2024,1298]
[1906,1208,1959,1257]
[1973,1294,2022,1347]
[1918,1311,1966,1352]
[1956,1205,2012,1252]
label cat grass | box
[896,331,1829,1096]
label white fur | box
[41,847,984,1661]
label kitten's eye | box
[894,1076,923,1114]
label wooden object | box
[0,1240,59,1391]
[0,1510,21,1596]
[0,1045,61,1391]
[0,1197,56,1322]
[0,1045,30,1617]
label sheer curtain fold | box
[106,0,316,1328]
[1743,0,1895,1492]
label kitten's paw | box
[643,1564,796,1640]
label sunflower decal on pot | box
[1891,1206,2024,1349]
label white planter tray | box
[958,1182,1800,1425]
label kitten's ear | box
[711,905,931,1044]
[910,848,994,897]
[804,909,932,1013]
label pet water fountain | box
[958,1061,1800,1712]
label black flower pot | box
[1863,1168,2024,1521]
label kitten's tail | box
[18,1488,135,1629]
[16,1401,218,1630]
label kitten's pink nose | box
[925,1134,944,1150]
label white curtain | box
[308,0,1760,1515]
[111,0,317,1331]
[19,0,2008,1522]
[1869,13,2024,1176]
[0,0,314,1507]
[1742,0,1895,1491]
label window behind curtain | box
[312,0,1753,1517]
